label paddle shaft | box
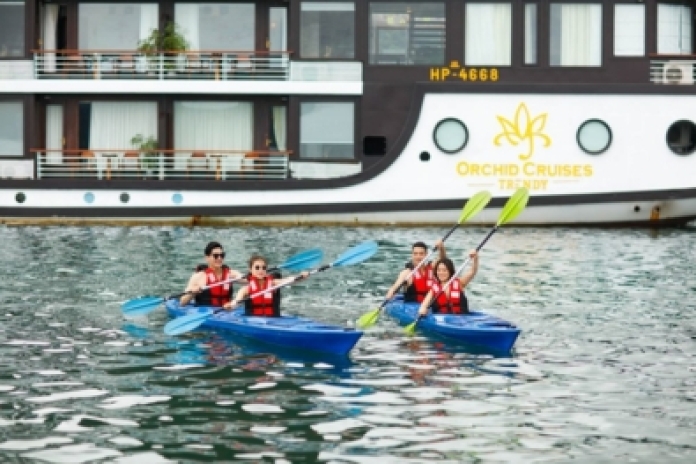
[170,265,283,301]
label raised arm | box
[417,289,436,316]
[435,239,446,261]
[458,250,479,288]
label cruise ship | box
[1,0,696,226]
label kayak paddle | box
[405,187,530,335]
[356,190,492,329]
[163,240,380,336]
[121,247,324,317]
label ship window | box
[175,3,255,51]
[666,120,696,156]
[433,118,468,154]
[550,3,602,66]
[300,102,354,159]
[614,4,645,56]
[79,4,158,51]
[369,3,445,65]
[577,119,611,155]
[363,136,386,156]
[465,3,511,66]
[300,2,355,59]
[524,3,537,65]
[0,102,23,157]
[0,0,24,58]
[657,4,692,54]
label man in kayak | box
[418,252,479,316]
[180,241,245,307]
[385,240,446,303]
[224,254,309,317]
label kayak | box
[165,299,363,356]
[385,299,521,353]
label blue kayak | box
[385,299,521,353]
[165,300,363,356]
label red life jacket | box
[245,276,279,317]
[430,278,465,314]
[195,267,233,307]
[404,263,433,303]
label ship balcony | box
[0,51,363,95]
[650,58,696,85]
[33,149,291,181]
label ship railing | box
[34,149,290,180]
[32,50,291,81]
[649,57,696,85]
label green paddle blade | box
[404,318,420,336]
[356,308,381,329]
[458,190,492,223]
[497,187,529,226]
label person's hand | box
[299,271,310,280]
[418,308,428,317]
[434,239,443,250]
[386,289,394,299]
[469,250,478,260]
[224,299,237,310]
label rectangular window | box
[301,2,355,59]
[525,3,538,65]
[369,3,445,65]
[0,102,23,157]
[175,3,255,51]
[300,102,354,159]
[614,4,645,56]
[79,3,158,50]
[465,3,511,66]
[550,3,602,66]
[0,0,25,57]
[657,4,692,54]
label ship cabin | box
[0,0,695,187]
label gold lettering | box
[584,165,593,176]
[456,161,468,175]
[441,68,450,79]
[430,68,440,81]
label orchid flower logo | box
[494,103,551,160]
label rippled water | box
[0,224,695,463]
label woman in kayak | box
[417,251,478,316]
[224,255,309,317]
[385,240,446,303]
[180,241,244,307]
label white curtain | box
[139,4,159,42]
[174,102,253,170]
[46,105,63,164]
[614,5,645,56]
[273,106,286,151]
[524,4,537,65]
[465,3,511,66]
[175,4,200,50]
[555,4,602,66]
[89,102,157,151]
[658,4,692,54]
[43,4,59,73]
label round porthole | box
[419,151,431,161]
[433,118,468,154]
[666,120,696,156]
[84,192,95,204]
[577,119,612,155]
[172,193,183,204]
[15,192,26,204]
[120,193,130,203]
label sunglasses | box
[211,252,226,259]
[253,265,267,270]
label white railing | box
[34,150,290,180]
[650,59,696,85]
[33,51,291,81]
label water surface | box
[0,224,694,463]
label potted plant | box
[137,22,189,72]
[130,134,159,175]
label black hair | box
[412,241,427,251]
[433,258,455,282]
[204,241,224,256]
